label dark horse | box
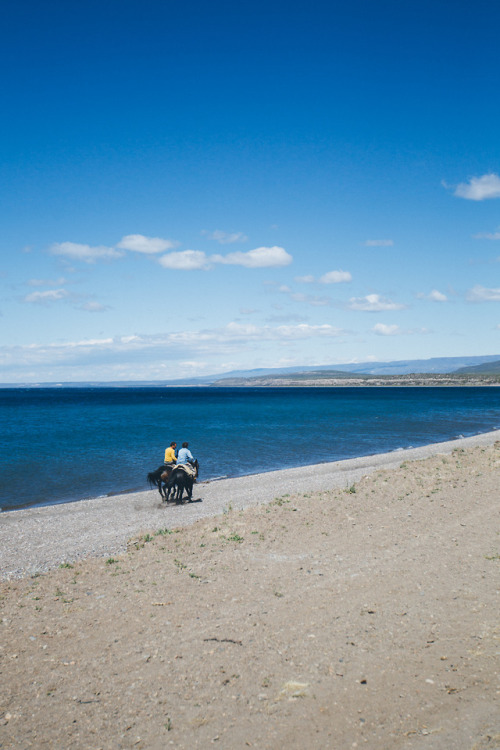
[147,465,174,500]
[147,460,199,503]
[166,460,199,503]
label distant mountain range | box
[455,359,500,374]
[3,354,500,387]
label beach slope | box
[1,433,499,748]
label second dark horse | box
[166,460,199,503]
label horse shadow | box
[158,496,203,507]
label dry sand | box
[1,432,499,748]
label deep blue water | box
[1,386,500,511]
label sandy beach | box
[1,431,500,748]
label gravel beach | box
[1,430,499,749]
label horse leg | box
[166,480,173,503]
[176,477,184,504]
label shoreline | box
[2,428,500,580]
[4,425,499,514]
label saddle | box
[175,463,197,478]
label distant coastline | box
[2,353,500,388]
[211,373,500,387]
[2,373,500,389]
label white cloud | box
[466,285,500,302]
[428,289,447,302]
[295,275,315,283]
[117,234,178,254]
[294,271,352,284]
[419,289,447,302]
[59,337,115,347]
[348,294,406,311]
[158,250,210,270]
[363,239,394,247]
[373,323,429,336]
[201,230,248,244]
[473,229,500,240]
[319,270,352,284]
[211,246,292,268]
[0,321,353,381]
[373,323,400,336]
[271,323,342,339]
[453,173,500,201]
[24,288,70,304]
[50,242,123,262]
[2,323,342,364]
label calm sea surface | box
[2,386,500,511]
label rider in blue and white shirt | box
[177,442,195,465]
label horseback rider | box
[164,441,177,467]
[177,442,195,467]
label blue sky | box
[2,0,500,382]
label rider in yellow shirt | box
[164,442,177,465]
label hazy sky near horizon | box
[2,0,500,382]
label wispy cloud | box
[372,323,429,336]
[473,229,500,240]
[23,287,109,312]
[363,239,394,247]
[294,270,352,284]
[466,285,500,302]
[50,242,123,263]
[201,229,248,244]
[417,289,448,302]
[78,301,110,312]
[27,277,68,287]
[24,288,70,304]
[450,173,500,201]
[372,323,400,335]
[0,323,345,372]
[277,284,331,307]
[319,270,352,284]
[116,234,178,253]
[348,294,406,311]
[211,246,292,268]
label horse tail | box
[147,466,165,488]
